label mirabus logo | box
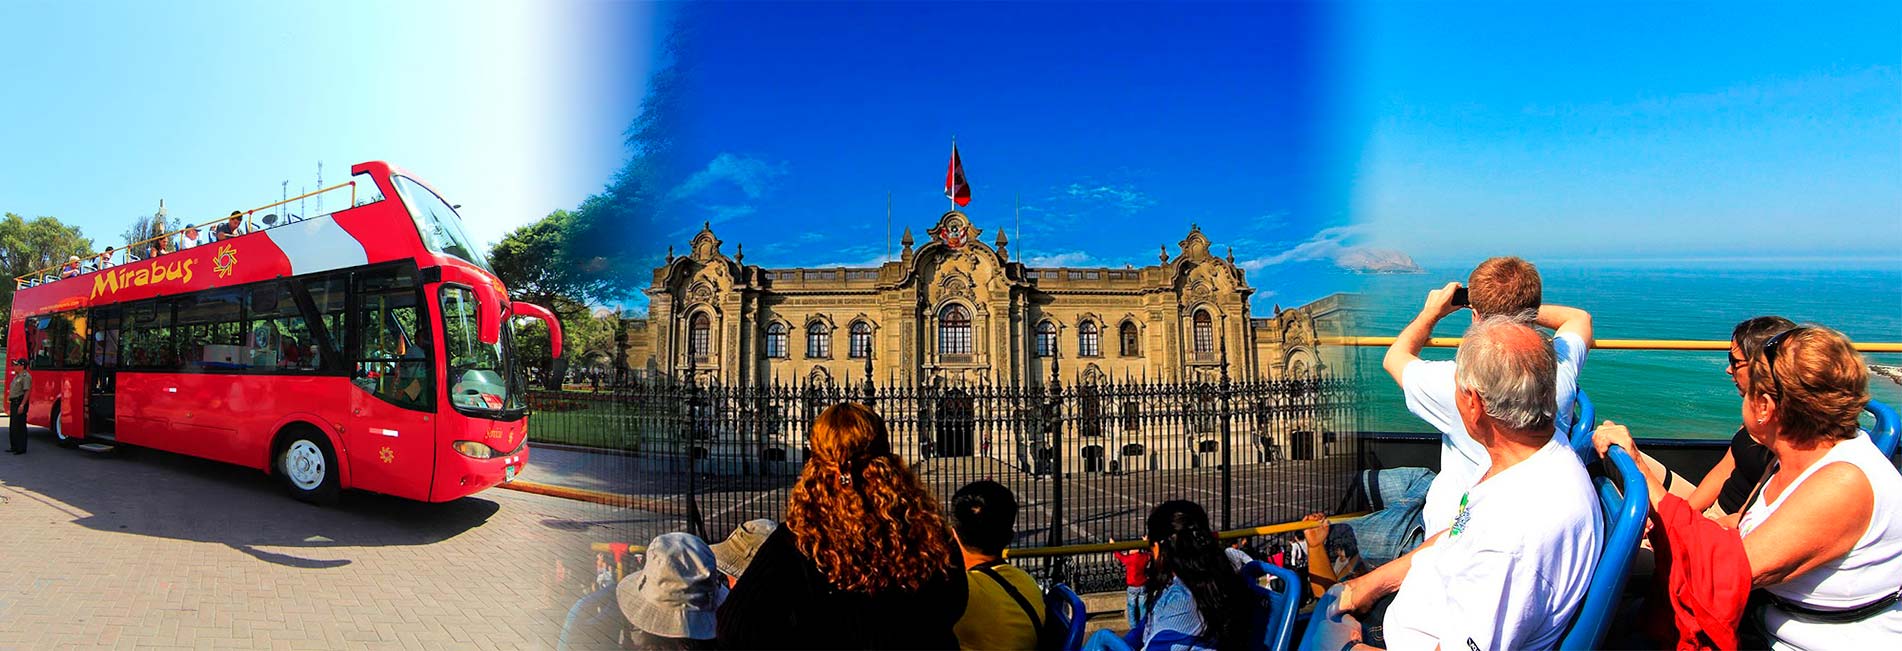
[90,258,197,299]
[212,245,238,278]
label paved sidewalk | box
[0,427,682,650]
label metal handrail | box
[13,181,359,289]
[1320,335,1902,354]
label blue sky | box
[1353,1,1902,264]
[651,2,1365,314]
[0,0,650,253]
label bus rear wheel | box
[277,431,340,505]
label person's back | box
[1381,436,1601,650]
[716,403,967,649]
[948,480,1043,651]
[1742,432,1902,647]
[720,525,966,649]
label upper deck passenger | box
[1334,317,1603,651]
[212,211,247,241]
[178,224,203,250]
[1596,326,1902,648]
[1382,256,1594,535]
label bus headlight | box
[452,440,501,459]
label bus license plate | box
[504,465,518,482]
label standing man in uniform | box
[9,359,31,454]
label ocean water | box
[1352,259,1902,440]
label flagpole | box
[886,191,893,262]
[948,136,956,212]
[1015,193,1021,263]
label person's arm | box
[1302,514,1339,596]
[1742,462,1873,588]
[1686,450,1736,514]
[1383,282,1463,386]
[1534,304,1593,349]
[1336,531,1444,615]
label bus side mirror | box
[477,298,501,346]
[510,302,563,359]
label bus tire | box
[276,428,340,505]
[50,403,75,447]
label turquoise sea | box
[1352,259,1902,441]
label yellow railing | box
[13,181,359,289]
[586,512,1367,569]
[1320,336,1902,354]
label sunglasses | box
[1759,326,1810,398]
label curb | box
[498,480,685,516]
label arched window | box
[1035,320,1058,357]
[1078,320,1100,357]
[689,312,710,360]
[806,322,830,358]
[764,322,788,359]
[1119,321,1140,357]
[1192,310,1214,353]
[939,304,972,355]
[849,321,873,359]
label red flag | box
[945,142,971,207]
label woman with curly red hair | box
[715,402,967,648]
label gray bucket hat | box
[617,532,728,640]
[709,518,778,578]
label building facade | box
[624,211,1350,388]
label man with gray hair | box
[1322,317,1603,651]
[1383,257,1595,538]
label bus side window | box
[123,302,177,370]
[25,316,50,369]
[62,310,89,369]
[300,274,348,359]
[247,282,314,371]
[352,268,429,410]
[175,289,244,370]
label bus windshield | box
[441,285,526,415]
[393,175,491,272]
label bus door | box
[88,306,120,436]
[342,267,436,499]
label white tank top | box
[1738,432,1902,648]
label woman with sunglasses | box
[1596,325,1902,647]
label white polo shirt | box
[1404,332,1589,534]
[1381,437,1602,651]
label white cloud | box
[671,153,788,200]
[1062,183,1155,213]
[1023,251,1095,267]
[1235,224,1424,274]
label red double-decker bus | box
[5,161,561,503]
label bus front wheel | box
[277,431,340,505]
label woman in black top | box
[716,403,966,649]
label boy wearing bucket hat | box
[618,532,727,650]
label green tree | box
[0,212,95,322]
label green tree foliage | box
[493,210,629,387]
[0,212,95,321]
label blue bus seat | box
[1082,628,1134,651]
[1557,444,1649,650]
[1568,390,1598,465]
[1866,400,1898,463]
[1047,582,1088,651]
[1241,561,1302,651]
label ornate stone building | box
[624,211,1349,388]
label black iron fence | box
[528,375,1361,591]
